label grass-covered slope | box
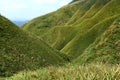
[69,0,111,25]
[75,17,120,64]
[41,26,77,50]
[0,16,65,77]
[61,0,120,60]
[21,1,81,36]
[21,0,120,63]
[50,0,112,50]
[61,15,119,59]
[39,0,97,49]
[66,0,96,25]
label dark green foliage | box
[0,16,65,77]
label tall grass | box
[2,64,120,80]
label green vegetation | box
[61,0,120,60]
[61,15,120,59]
[21,0,81,36]
[1,0,120,79]
[22,0,120,63]
[75,17,120,64]
[1,64,120,80]
[0,16,65,77]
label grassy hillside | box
[41,26,77,50]
[0,16,65,77]
[1,0,120,79]
[42,0,98,50]
[61,15,119,59]
[66,0,96,25]
[21,0,120,63]
[50,0,113,51]
[75,17,120,64]
[68,0,111,25]
[21,0,97,48]
[61,0,120,60]
[21,1,81,36]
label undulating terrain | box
[0,0,120,79]
[22,0,120,63]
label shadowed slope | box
[0,16,65,77]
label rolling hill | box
[12,20,28,26]
[22,0,120,64]
[0,15,65,77]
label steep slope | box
[50,0,111,50]
[0,15,65,77]
[41,26,77,50]
[32,0,97,50]
[21,0,120,63]
[67,0,111,25]
[75,17,120,64]
[61,15,120,59]
[22,1,81,36]
[61,0,120,60]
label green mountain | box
[0,15,65,77]
[22,0,120,64]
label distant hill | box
[0,15,65,77]
[22,0,120,64]
[12,20,28,26]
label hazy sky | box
[0,0,72,21]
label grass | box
[20,0,120,62]
[61,15,119,60]
[71,0,111,25]
[41,26,77,50]
[0,15,65,77]
[21,0,81,36]
[60,0,120,60]
[75,17,120,64]
[66,0,96,25]
[1,0,120,79]
[1,64,120,80]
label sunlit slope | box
[21,0,120,63]
[75,17,120,64]
[0,16,65,76]
[67,0,111,25]
[50,0,112,50]
[66,0,96,25]
[61,0,120,60]
[21,1,81,36]
[40,0,97,49]
[61,15,120,59]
